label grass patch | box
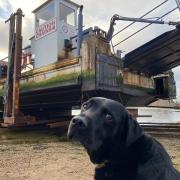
[20,71,96,91]
[20,72,80,91]
[116,74,123,85]
[81,70,95,80]
[0,88,4,96]
[0,70,96,93]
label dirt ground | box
[0,128,179,180]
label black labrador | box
[67,97,180,180]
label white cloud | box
[1,0,179,54]
[0,0,180,99]
[0,0,44,56]
[0,0,13,20]
[0,52,7,60]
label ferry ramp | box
[124,26,180,75]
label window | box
[60,3,75,26]
[36,3,54,26]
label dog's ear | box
[124,112,143,147]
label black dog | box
[68,97,180,180]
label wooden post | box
[12,9,23,118]
[4,14,15,118]
[3,9,36,126]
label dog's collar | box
[96,160,108,168]
[96,163,106,168]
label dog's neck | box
[88,134,146,165]
[88,114,144,165]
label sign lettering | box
[35,18,56,40]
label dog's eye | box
[82,103,88,110]
[105,114,113,122]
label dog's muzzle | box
[67,115,88,140]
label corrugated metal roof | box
[124,26,180,75]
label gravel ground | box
[0,129,179,180]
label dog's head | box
[67,97,143,163]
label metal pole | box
[112,16,178,26]
[12,9,23,117]
[77,5,83,57]
[113,7,178,47]
[112,0,169,38]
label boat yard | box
[0,0,179,127]
[0,0,180,179]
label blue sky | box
[0,0,180,100]
[0,0,12,20]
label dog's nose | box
[71,116,87,128]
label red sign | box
[35,18,56,40]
